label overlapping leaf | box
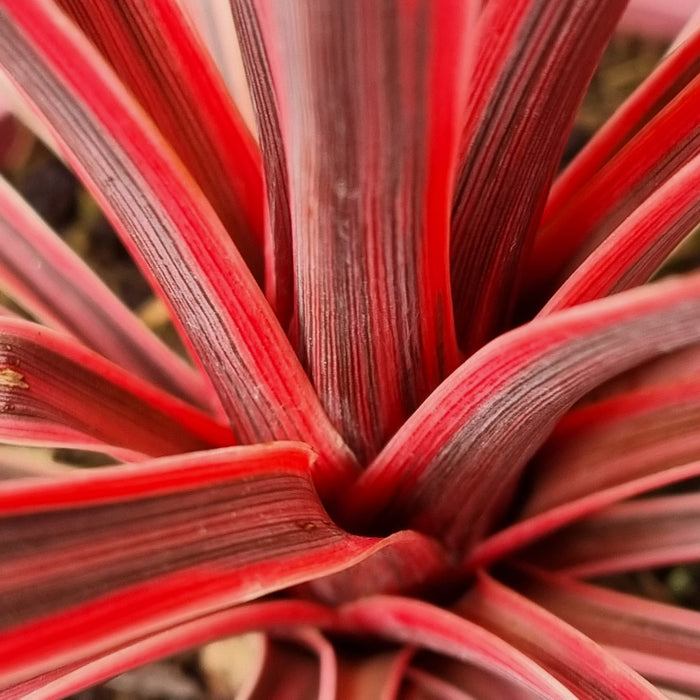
[541,152,700,312]
[0,0,357,498]
[527,71,700,303]
[0,444,388,695]
[56,0,265,281]
[344,273,700,551]
[0,174,212,408]
[469,379,700,567]
[450,0,626,351]
[525,493,700,576]
[253,0,473,462]
[340,596,575,698]
[544,23,700,222]
[518,568,700,693]
[0,318,233,459]
[457,572,662,698]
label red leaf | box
[0,318,234,459]
[0,174,213,408]
[526,72,700,304]
[10,599,333,699]
[301,529,451,606]
[525,493,700,576]
[524,380,700,517]
[343,273,700,552]
[517,567,700,694]
[253,0,473,461]
[230,0,294,327]
[544,23,700,225]
[467,379,700,567]
[177,1,256,134]
[541,152,700,312]
[450,0,626,351]
[0,0,357,498]
[56,0,266,281]
[0,444,375,694]
[456,572,663,699]
[339,596,575,698]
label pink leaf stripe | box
[526,72,700,302]
[518,568,700,694]
[0,444,393,694]
[343,273,700,551]
[543,23,700,224]
[0,0,357,498]
[56,0,266,281]
[449,0,625,352]
[0,317,234,460]
[6,599,334,699]
[339,596,576,698]
[256,0,471,462]
[230,0,294,327]
[525,493,700,576]
[302,529,451,606]
[276,628,337,700]
[456,573,662,699]
[468,380,700,568]
[0,175,211,408]
[523,380,700,516]
[541,151,700,313]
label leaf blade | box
[343,273,700,552]
[0,444,375,692]
[450,0,626,351]
[0,0,357,497]
[56,0,266,280]
[0,174,211,408]
[254,0,473,461]
[517,567,700,694]
[456,572,663,699]
[525,493,700,577]
[340,596,576,699]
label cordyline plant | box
[2,0,700,697]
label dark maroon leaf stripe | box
[0,175,212,408]
[256,0,472,462]
[0,0,358,498]
[56,0,266,282]
[230,0,295,328]
[450,0,625,352]
[343,274,700,553]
